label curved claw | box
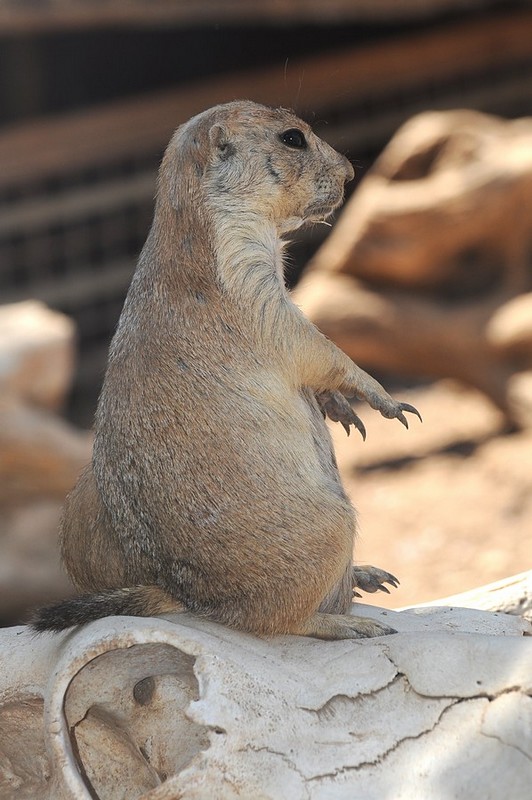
[400,402,423,423]
[352,566,400,596]
[350,414,366,442]
[317,391,367,441]
[397,411,409,429]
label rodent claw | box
[354,416,367,441]
[352,566,400,595]
[397,411,409,429]
[317,391,367,440]
[400,402,423,422]
[383,573,400,588]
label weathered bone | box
[1,580,530,799]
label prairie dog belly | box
[96,358,352,559]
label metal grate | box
[0,152,159,422]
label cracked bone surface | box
[294,110,532,423]
[0,586,531,800]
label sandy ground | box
[330,380,532,610]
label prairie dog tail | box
[31,586,182,632]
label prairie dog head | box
[160,101,354,234]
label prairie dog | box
[33,101,419,639]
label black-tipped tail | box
[31,585,182,632]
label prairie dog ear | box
[209,123,235,159]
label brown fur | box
[32,102,418,639]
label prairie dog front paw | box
[340,365,422,429]
[366,392,422,429]
[316,391,366,440]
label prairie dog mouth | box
[304,192,344,221]
[304,202,338,222]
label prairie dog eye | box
[279,128,307,149]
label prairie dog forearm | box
[210,210,394,400]
[279,300,392,400]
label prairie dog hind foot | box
[296,611,396,640]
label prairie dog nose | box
[341,155,355,183]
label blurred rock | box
[507,370,532,429]
[295,110,532,422]
[310,110,532,295]
[486,293,532,365]
[0,501,72,624]
[0,301,90,506]
[0,301,89,624]
[0,393,91,507]
[0,300,75,411]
